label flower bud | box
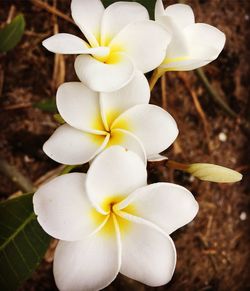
[187,163,242,183]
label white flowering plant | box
[0,0,243,291]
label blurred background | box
[0,0,249,290]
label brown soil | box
[0,0,249,290]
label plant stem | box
[149,68,165,91]
[166,160,189,171]
[60,165,79,175]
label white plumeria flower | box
[42,0,171,92]
[33,146,199,290]
[43,71,178,165]
[155,1,226,71]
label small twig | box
[161,73,167,109]
[6,5,16,23]
[52,3,66,91]
[0,158,34,193]
[203,249,217,255]
[179,72,210,147]
[195,68,237,118]
[197,233,218,274]
[1,102,32,110]
[24,30,49,38]
[205,215,213,238]
[30,0,74,25]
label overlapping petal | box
[42,33,109,56]
[118,215,176,286]
[86,146,147,214]
[156,16,189,59]
[165,4,195,29]
[43,124,109,165]
[155,2,195,33]
[184,23,226,60]
[110,20,171,73]
[56,82,105,134]
[117,183,199,234]
[45,74,157,165]
[33,173,107,241]
[156,2,225,71]
[108,129,146,163]
[75,53,135,92]
[112,104,178,156]
[100,1,149,46]
[161,23,225,71]
[71,0,104,46]
[161,58,207,71]
[100,70,150,128]
[54,215,121,291]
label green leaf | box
[0,194,51,291]
[0,14,25,53]
[101,0,156,19]
[34,99,57,112]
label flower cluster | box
[33,0,229,290]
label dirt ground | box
[0,0,249,290]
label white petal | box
[42,33,88,54]
[160,58,209,71]
[86,146,147,214]
[100,1,149,46]
[54,215,121,291]
[155,0,165,20]
[74,53,135,92]
[156,16,189,58]
[33,173,106,241]
[108,129,146,163]
[155,5,194,62]
[42,33,109,56]
[117,183,199,234]
[165,4,195,29]
[112,104,178,157]
[184,23,226,60]
[100,71,150,128]
[56,82,106,134]
[118,215,176,287]
[110,20,171,73]
[162,23,225,71]
[43,124,109,165]
[147,154,168,162]
[71,0,104,47]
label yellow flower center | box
[91,110,130,148]
[90,195,137,238]
[90,33,124,64]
